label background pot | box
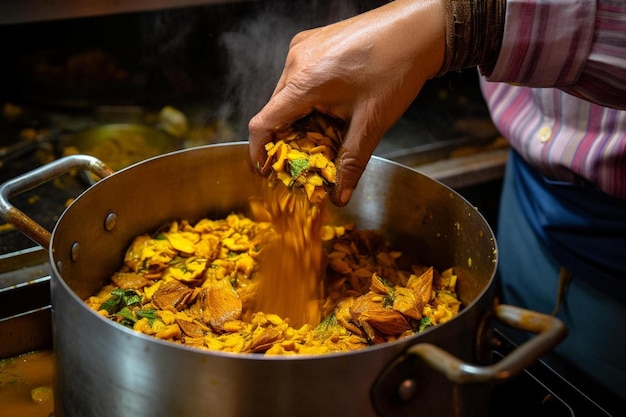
[0,142,565,417]
[62,122,183,184]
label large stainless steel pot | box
[0,142,566,417]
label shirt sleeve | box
[482,0,626,110]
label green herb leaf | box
[114,307,138,327]
[315,313,338,333]
[289,158,309,179]
[136,308,159,326]
[99,289,142,315]
[125,294,141,306]
[375,275,396,308]
[99,297,121,315]
[418,317,433,332]
[382,294,395,308]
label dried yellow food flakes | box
[85,213,461,355]
[262,113,343,204]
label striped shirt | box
[479,0,626,198]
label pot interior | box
[51,142,497,314]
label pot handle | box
[371,304,566,415]
[405,304,567,383]
[0,155,114,249]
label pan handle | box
[0,155,114,249]
[371,304,567,415]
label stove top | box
[488,328,622,417]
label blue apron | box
[497,150,626,401]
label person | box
[247,0,626,403]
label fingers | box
[248,29,320,173]
[248,83,312,173]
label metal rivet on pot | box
[104,212,118,231]
[398,379,417,401]
[56,260,63,273]
[71,242,80,262]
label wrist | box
[437,0,506,76]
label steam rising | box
[219,0,379,136]
[133,1,384,141]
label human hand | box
[248,0,446,206]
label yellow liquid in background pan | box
[0,350,55,417]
